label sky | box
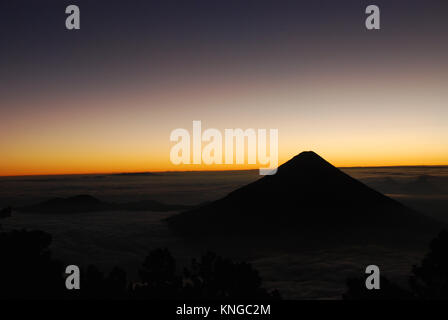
[1,0,447,176]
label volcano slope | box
[167,152,442,245]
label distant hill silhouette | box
[369,175,445,195]
[111,172,158,176]
[18,195,191,214]
[167,151,441,241]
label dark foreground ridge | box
[17,195,191,213]
[167,151,441,241]
[0,229,279,299]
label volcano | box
[167,152,440,240]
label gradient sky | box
[1,0,447,176]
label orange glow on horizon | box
[1,150,447,177]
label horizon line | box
[1,164,448,178]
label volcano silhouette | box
[167,151,440,240]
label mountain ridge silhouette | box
[18,194,192,214]
[167,151,441,241]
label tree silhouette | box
[182,251,280,299]
[410,230,448,299]
[133,248,182,298]
[0,206,12,231]
[68,265,127,299]
[133,249,280,299]
[0,206,12,219]
[0,229,278,299]
[0,230,65,299]
[344,229,448,300]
